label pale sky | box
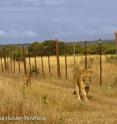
[0,0,117,44]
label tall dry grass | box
[0,55,117,124]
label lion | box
[73,69,92,102]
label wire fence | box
[0,40,116,86]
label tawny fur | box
[73,69,92,102]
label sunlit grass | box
[0,55,117,124]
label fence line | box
[0,41,108,86]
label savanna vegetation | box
[0,54,117,123]
[0,40,117,124]
[0,40,116,59]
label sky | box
[0,0,117,44]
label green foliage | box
[1,40,116,57]
[30,41,44,56]
[103,43,116,54]
[65,43,83,55]
[10,49,24,61]
[31,40,116,55]
[30,40,56,56]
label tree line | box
[29,40,116,55]
[0,40,116,58]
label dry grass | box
[0,55,117,124]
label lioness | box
[73,69,92,102]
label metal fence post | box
[99,39,102,86]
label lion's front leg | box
[85,85,90,97]
[81,84,89,103]
[75,82,81,101]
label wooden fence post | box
[0,56,3,73]
[41,55,45,78]
[28,47,31,74]
[18,48,21,73]
[55,40,61,77]
[114,32,117,58]
[6,52,9,73]
[48,55,51,77]
[13,51,16,74]
[10,51,13,74]
[34,56,38,76]
[84,41,88,69]
[64,43,68,79]
[99,39,102,86]
[3,48,7,71]
[22,47,27,76]
[73,43,76,66]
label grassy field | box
[0,55,117,124]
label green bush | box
[10,50,24,62]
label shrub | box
[10,50,24,62]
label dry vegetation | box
[0,55,117,124]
